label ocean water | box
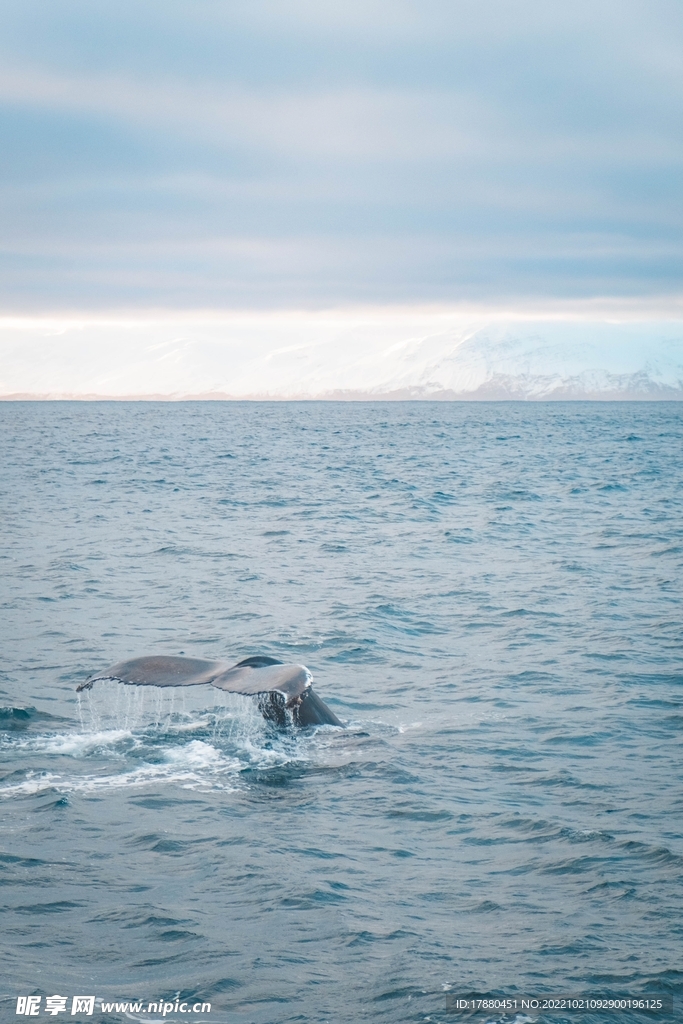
[1,401,681,1024]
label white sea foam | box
[34,729,133,756]
[0,690,325,797]
[0,740,243,797]
[1,682,385,800]
[397,721,423,733]
[164,739,222,768]
[0,772,63,797]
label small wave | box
[0,772,63,796]
[0,706,35,726]
[617,838,683,869]
[0,706,69,731]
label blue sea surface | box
[1,401,682,1024]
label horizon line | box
[2,298,683,327]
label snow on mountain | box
[1,313,682,400]
[346,321,683,400]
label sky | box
[1,1,682,394]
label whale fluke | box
[77,656,226,690]
[77,654,342,727]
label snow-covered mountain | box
[335,321,683,400]
[1,314,682,400]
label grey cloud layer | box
[1,0,682,308]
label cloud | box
[0,68,491,166]
[0,0,682,308]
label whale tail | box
[77,654,342,728]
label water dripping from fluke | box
[77,654,343,728]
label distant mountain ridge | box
[1,316,682,400]
[317,374,683,401]
[316,322,683,401]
